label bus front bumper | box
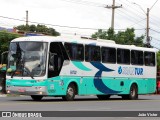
[6,86,47,95]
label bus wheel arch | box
[62,82,78,101]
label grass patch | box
[6,94,20,97]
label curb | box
[0,94,7,97]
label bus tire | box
[31,95,43,101]
[62,84,76,101]
[122,84,138,100]
[129,84,138,100]
[97,95,111,100]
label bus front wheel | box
[62,84,76,101]
[31,95,43,101]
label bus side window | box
[64,43,84,61]
[101,47,116,63]
[131,50,143,65]
[85,45,101,62]
[117,48,130,64]
[144,52,155,66]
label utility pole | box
[26,10,28,26]
[146,8,150,47]
[105,0,122,30]
[133,3,151,47]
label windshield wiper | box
[11,69,17,78]
[10,64,34,79]
[24,66,34,79]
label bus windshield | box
[7,42,48,77]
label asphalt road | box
[0,95,160,120]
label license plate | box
[18,88,26,92]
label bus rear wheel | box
[31,95,43,101]
[122,84,138,100]
[62,84,76,101]
[97,95,111,100]
[129,84,138,100]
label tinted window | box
[49,42,65,78]
[64,43,84,61]
[144,52,155,66]
[101,47,116,63]
[131,50,143,65]
[117,49,130,64]
[85,45,101,62]
[10,42,45,51]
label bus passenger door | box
[48,42,64,78]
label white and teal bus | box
[6,36,157,101]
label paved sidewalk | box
[0,93,7,97]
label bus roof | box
[11,36,157,52]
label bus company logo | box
[118,66,143,75]
[70,70,77,75]
[118,66,122,74]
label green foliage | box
[16,24,60,36]
[0,31,20,54]
[157,51,160,68]
[0,31,20,63]
[92,28,116,40]
[92,28,144,46]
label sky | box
[0,0,160,49]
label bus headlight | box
[7,90,11,94]
[38,92,43,95]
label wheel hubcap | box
[131,88,135,97]
[67,87,74,97]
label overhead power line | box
[150,0,159,11]
[0,15,143,31]
[118,0,144,19]
[129,18,146,28]
[116,9,146,28]
[150,28,160,34]
[59,0,105,7]
[0,15,98,30]
[152,37,160,41]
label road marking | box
[72,107,111,111]
[0,99,160,106]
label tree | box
[0,31,20,56]
[92,28,115,40]
[16,24,60,36]
[92,28,144,46]
[16,25,29,32]
[157,51,160,68]
[29,25,36,32]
